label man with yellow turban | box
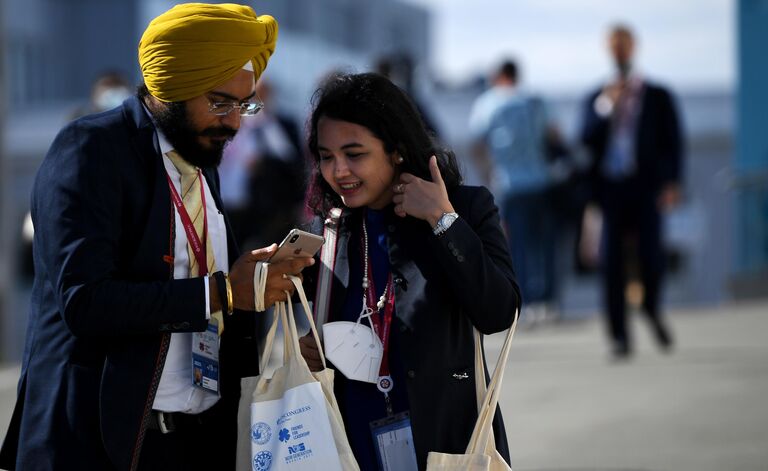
[0,4,313,470]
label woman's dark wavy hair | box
[306,72,462,216]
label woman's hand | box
[299,333,324,372]
[392,155,455,227]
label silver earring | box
[395,155,404,164]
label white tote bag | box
[236,276,359,471]
[426,313,518,471]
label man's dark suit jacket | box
[0,96,260,470]
[580,81,683,195]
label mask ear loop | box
[356,302,378,344]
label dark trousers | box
[599,179,664,347]
[504,188,556,304]
[137,401,236,471]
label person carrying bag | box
[236,271,359,470]
[298,73,521,470]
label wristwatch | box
[433,212,459,236]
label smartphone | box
[269,229,325,262]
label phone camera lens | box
[289,235,299,243]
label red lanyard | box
[165,170,209,275]
[361,234,396,377]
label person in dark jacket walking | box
[580,24,683,358]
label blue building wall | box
[735,0,768,275]
[4,0,137,106]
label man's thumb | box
[248,243,278,261]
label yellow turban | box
[138,3,278,102]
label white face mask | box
[94,86,131,112]
[322,307,383,383]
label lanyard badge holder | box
[370,411,418,471]
[364,280,417,471]
[192,323,220,394]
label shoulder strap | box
[313,208,342,339]
[467,312,518,455]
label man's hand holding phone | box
[218,229,324,312]
[220,244,315,312]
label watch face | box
[436,212,458,234]
[442,213,458,224]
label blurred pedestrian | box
[580,24,683,358]
[0,4,314,470]
[298,72,519,469]
[469,59,562,320]
[375,52,441,137]
[218,79,306,249]
[70,70,133,119]
[15,72,135,281]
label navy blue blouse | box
[334,208,411,470]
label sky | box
[403,0,734,93]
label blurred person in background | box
[298,72,520,469]
[0,5,314,470]
[17,71,135,281]
[375,52,441,138]
[70,70,133,119]
[469,59,564,323]
[580,24,683,359]
[218,79,306,249]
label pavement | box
[486,300,768,471]
[1,301,767,470]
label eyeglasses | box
[208,98,264,116]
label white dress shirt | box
[152,127,229,414]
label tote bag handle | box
[466,312,518,455]
[258,275,328,374]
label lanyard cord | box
[361,217,389,312]
[361,215,397,414]
[165,170,209,274]
[360,217,395,373]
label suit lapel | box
[385,215,422,331]
[123,96,174,281]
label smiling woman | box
[298,72,521,470]
[316,117,398,210]
[307,73,462,217]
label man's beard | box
[153,101,237,168]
